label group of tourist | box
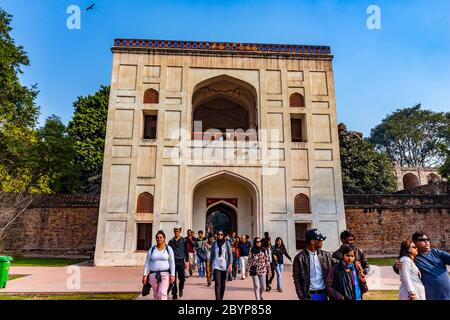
[293,229,368,301]
[142,227,450,301]
[141,227,293,300]
[292,229,450,301]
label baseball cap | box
[305,229,326,242]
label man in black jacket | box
[332,230,370,274]
[168,227,188,300]
[292,229,335,300]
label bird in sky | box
[86,3,95,11]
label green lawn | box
[10,258,86,267]
[365,290,398,300]
[0,293,139,300]
[7,274,28,281]
[368,257,397,266]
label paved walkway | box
[3,263,142,294]
[1,262,414,299]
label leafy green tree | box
[1,116,80,193]
[339,128,397,194]
[0,7,42,193]
[0,122,46,193]
[68,86,110,194]
[369,104,449,167]
[0,8,79,194]
[439,150,450,179]
[0,8,39,128]
[438,115,450,178]
[35,115,80,193]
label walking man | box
[168,227,188,300]
[238,235,251,279]
[196,230,206,278]
[185,229,197,277]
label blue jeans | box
[236,257,241,273]
[275,263,283,289]
[232,253,239,278]
[197,257,205,277]
[310,293,328,301]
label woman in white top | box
[143,230,175,300]
[210,230,233,300]
[398,240,426,300]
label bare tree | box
[0,191,40,252]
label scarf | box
[251,246,263,255]
[347,263,362,300]
[216,238,225,256]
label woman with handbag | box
[142,230,175,300]
[248,237,271,300]
[326,244,368,300]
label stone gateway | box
[94,39,346,266]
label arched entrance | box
[206,203,237,235]
[403,173,420,190]
[191,171,259,239]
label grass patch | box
[365,290,398,300]
[368,257,397,266]
[7,274,28,281]
[0,293,139,300]
[10,258,86,267]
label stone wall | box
[344,194,450,255]
[0,195,99,258]
[396,181,449,195]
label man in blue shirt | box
[238,235,251,279]
[394,232,450,300]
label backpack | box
[149,244,169,260]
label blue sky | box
[1,0,449,135]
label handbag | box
[167,283,174,295]
[142,277,151,297]
[249,265,257,276]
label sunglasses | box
[417,238,430,242]
[256,240,261,243]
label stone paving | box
[0,261,420,300]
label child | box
[327,244,368,300]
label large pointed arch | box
[191,170,261,237]
[191,75,259,139]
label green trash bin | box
[0,256,13,289]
